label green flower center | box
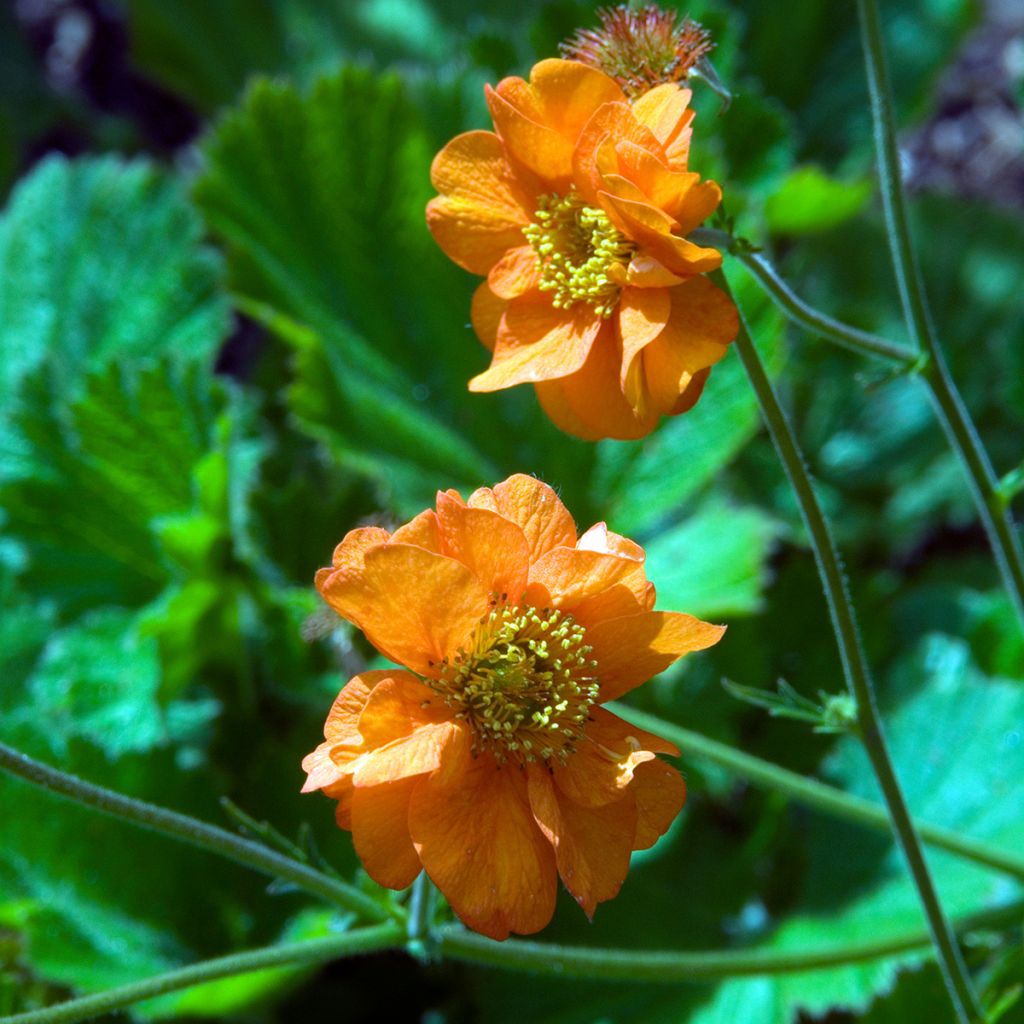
[434,605,599,765]
[522,190,635,318]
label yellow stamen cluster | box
[522,190,635,318]
[433,605,600,765]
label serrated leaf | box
[0,155,228,415]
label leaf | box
[0,360,257,616]
[644,501,781,619]
[0,155,229,415]
[765,166,873,235]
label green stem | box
[435,897,1023,982]
[612,705,1024,880]
[0,742,397,925]
[716,270,982,1024]
[857,0,1024,634]
[0,925,405,1024]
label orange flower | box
[427,58,738,440]
[302,474,725,940]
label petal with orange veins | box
[354,673,451,748]
[318,545,490,675]
[487,245,541,300]
[524,59,627,141]
[642,276,738,414]
[486,85,574,189]
[410,743,557,940]
[553,706,671,808]
[617,284,670,391]
[631,758,687,851]
[589,611,726,701]
[435,491,531,601]
[527,765,637,918]
[390,509,443,552]
[614,141,701,215]
[670,179,723,236]
[427,131,534,275]
[469,282,507,353]
[529,547,648,615]
[351,777,422,890]
[573,101,661,204]
[569,584,647,626]
[533,324,660,441]
[316,527,391,595]
[471,298,601,391]
[602,192,721,277]
[484,474,578,561]
[626,253,685,288]
[631,84,695,167]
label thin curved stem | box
[716,269,982,1023]
[436,897,1023,982]
[0,742,397,925]
[612,705,1024,882]
[857,0,1024,634]
[0,925,405,1024]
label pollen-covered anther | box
[433,605,600,765]
[522,190,636,319]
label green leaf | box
[0,156,229,415]
[195,69,512,512]
[645,501,781,619]
[765,166,873,235]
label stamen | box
[522,189,635,318]
[431,605,600,766]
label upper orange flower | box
[302,474,725,940]
[427,59,738,441]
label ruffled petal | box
[390,509,443,552]
[427,131,534,274]
[469,474,578,562]
[572,101,662,204]
[351,777,422,889]
[534,325,660,441]
[617,285,670,390]
[631,758,687,851]
[470,297,602,391]
[529,547,648,614]
[631,84,694,168]
[470,282,508,353]
[314,527,391,592]
[641,276,738,414]
[317,544,490,675]
[409,737,557,940]
[435,491,532,602]
[626,254,685,288]
[527,765,637,918]
[588,611,726,701]
[488,245,541,299]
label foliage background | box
[1,0,1022,1021]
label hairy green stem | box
[613,705,1024,880]
[0,742,396,925]
[436,897,1023,982]
[0,925,405,1024]
[716,269,981,1023]
[857,0,1024,635]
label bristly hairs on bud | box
[560,4,714,99]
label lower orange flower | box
[302,475,725,939]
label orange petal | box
[470,297,601,391]
[470,282,508,353]
[427,131,534,275]
[315,527,391,595]
[642,276,738,414]
[589,611,726,701]
[670,367,711,415]
[626,254,685,288]
[617,285,670,391]
[390,509,443,552]
[553,707,659,809]
[529,547,648,614]
[487,245,541,300]
[576,522,646,562]
[631,758,687,851]
[525,59,627,140]
[409,739,557,939]
[631,84,694,167]
[318,545,489,675]
[533,324,659,441]
[351,777,422,890]
[478,474,578,561]
[527,765,637,918]
[573,101,662,205]
[601,192,721,276]
[614,141,701,215]
[486,85,574,189]
[670,179,723,236]
[435,491,531,602]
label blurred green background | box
[1,0,1022,1021]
